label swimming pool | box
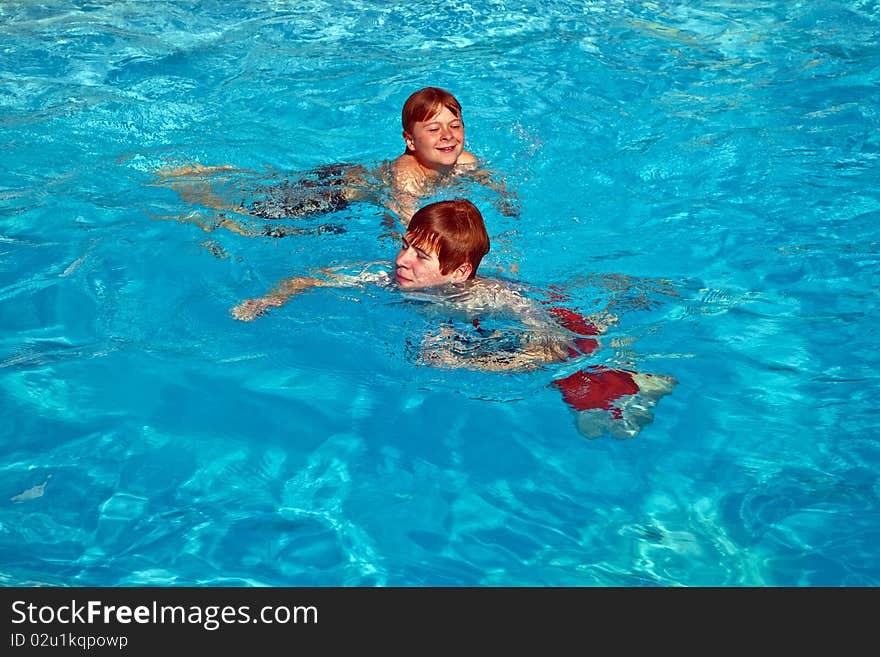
[1,0,878,586]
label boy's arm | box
[462,163,520,218]
[418,329,571,372]
[386,158,423,225]
[384,189,420,227]
[231,263,387,321]
[231,275,338,322]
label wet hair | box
[401,87,464,134]
[405,199,489,279]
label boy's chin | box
[398,280,440,291]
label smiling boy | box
[152,87,516,234]
[386,87,480,222]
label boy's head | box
[395,199,490,290]
[401,87,463,134]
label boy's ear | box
[403,130,414,151]
[452,262,473,282]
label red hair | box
[401,87,463,134]
[405,199,489,279]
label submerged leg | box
[248,162,366,219]
[552,367,676,439]
[249,187,351,219]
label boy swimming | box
[385,86,484,222]
[231,199,675,440]
[153,87,517,236]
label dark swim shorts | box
[249,163,353,219]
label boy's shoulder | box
[391,153,424,177]
[457,276,543,312]
[457,149,477,164]
[389,153,426,195]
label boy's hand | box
[231,297,282,321]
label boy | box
[232,199,675,440]
[385,86,485,222]
[230,198,493,320]
[152,87,516,236]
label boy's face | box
[404,105,465,172]
[395,233,467,290]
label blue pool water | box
[1,1,879,586]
